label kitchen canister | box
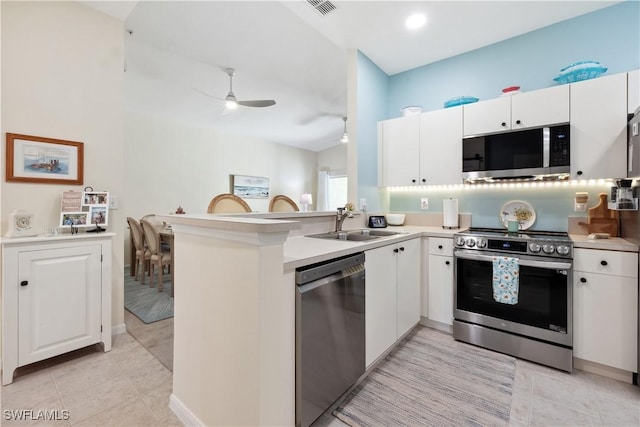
[442,198,459,229]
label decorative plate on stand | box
[499,200,536,230]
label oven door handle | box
[454,251,572,270]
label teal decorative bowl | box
[444,96,479,108]
[554,61,607,84]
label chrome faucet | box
[335,207,353,232]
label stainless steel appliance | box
[628,108,640,178]
[295,253,365,427]
[453,228,573,372]
[462,124,570,183]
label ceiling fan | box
[197,68,276,111]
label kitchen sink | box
[307,229,404,241]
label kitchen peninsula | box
[157,211,460,426]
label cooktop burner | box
[454,227,572,258]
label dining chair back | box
[127,217,150,284]
[140,218,172,294]
[207,193,252,213]
[269,195,299,212]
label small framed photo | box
[82,191,109,206]
[89,206,108,226]
[60,212,89,228]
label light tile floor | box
[2,324,639,427]
[1,333,181,426]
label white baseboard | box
[170,393,204,426]
[574,357,634,384]
[111,323,127,335]
[420,316,453,334]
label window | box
[327,174,347,210]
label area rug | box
[334,326,515,426]
[124,267,174,324]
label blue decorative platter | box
[554,61,607,84]
[444,96,479,108]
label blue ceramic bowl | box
[444,96,479,108]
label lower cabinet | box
[573,248,638,373]
[2,235,113,385]
[365,238,420,367]
[427,237,454,326]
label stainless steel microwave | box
[462,124,570,183]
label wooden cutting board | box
[586,193,619,236]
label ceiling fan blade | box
[237,100,276,108]
[193,88,225,101]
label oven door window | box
[456,257,567,332]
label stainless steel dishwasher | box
[295,252,365,427]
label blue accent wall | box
[355,2,640,226]
[388,1,640,116]
[356,51,389,212]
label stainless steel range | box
[453,228,573,372]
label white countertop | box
[283,225,463,270]
[570,234,639,252]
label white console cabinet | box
[2,234,113,385]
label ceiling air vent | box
[306,0,336,16]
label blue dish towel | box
[492,256,519,305]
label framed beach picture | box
[6,133,84,184]
[232,174,269,199]
[59,212,89,228]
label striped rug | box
[124,266,174,324]
[334,326,515,426]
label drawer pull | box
[600,260,608,266]
[445,260,450,266]
[579,277,587,283]
[438,245,443,249]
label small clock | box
[6,210,37,238]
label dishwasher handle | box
[296,252,365,285]
[297,265,365,294]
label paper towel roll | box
[443,198,459,229]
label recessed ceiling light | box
[405,13,426,30]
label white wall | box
[124,111,317,254]
[317,143,347,173]
[1,1,125,335]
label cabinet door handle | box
[393,248,399,254]
[501,122,507,127]
[576,170,583,176]
[399,247,405,252]
[20,280,28,287]
[600,260,608,266]
[445,260,450,265]
[515,119,521,125]
[579,277,587,283]
[421,178,426,183]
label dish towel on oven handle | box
[492,256,519,305]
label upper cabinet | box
[629,69,640,115]
[419,108,463,185]
[570,73,627,180]
[463,85,569,136]
[380,108,462,187]
[379,115,420,187]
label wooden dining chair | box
[141,218,173,295]
[127,217,150,284]
[207,193,252,213]
[269,195,299,212]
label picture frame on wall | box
[6,133,84,184]
[231,174,269,199]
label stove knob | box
[556,245,570,256]
[476,238,487,248]
[542,244,555,254]
[455,237,466,247]
[465,238,476,248]
[529,242,541,253]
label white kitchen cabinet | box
[427,237,454,326]
[628,69,639,115]
[365,238,420,367]
[419,107,463,185]
[573,248,637,373]
[463,85,569,136]
[570,73,628,180]
[380,115,420,186]
[2,234,113,385]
